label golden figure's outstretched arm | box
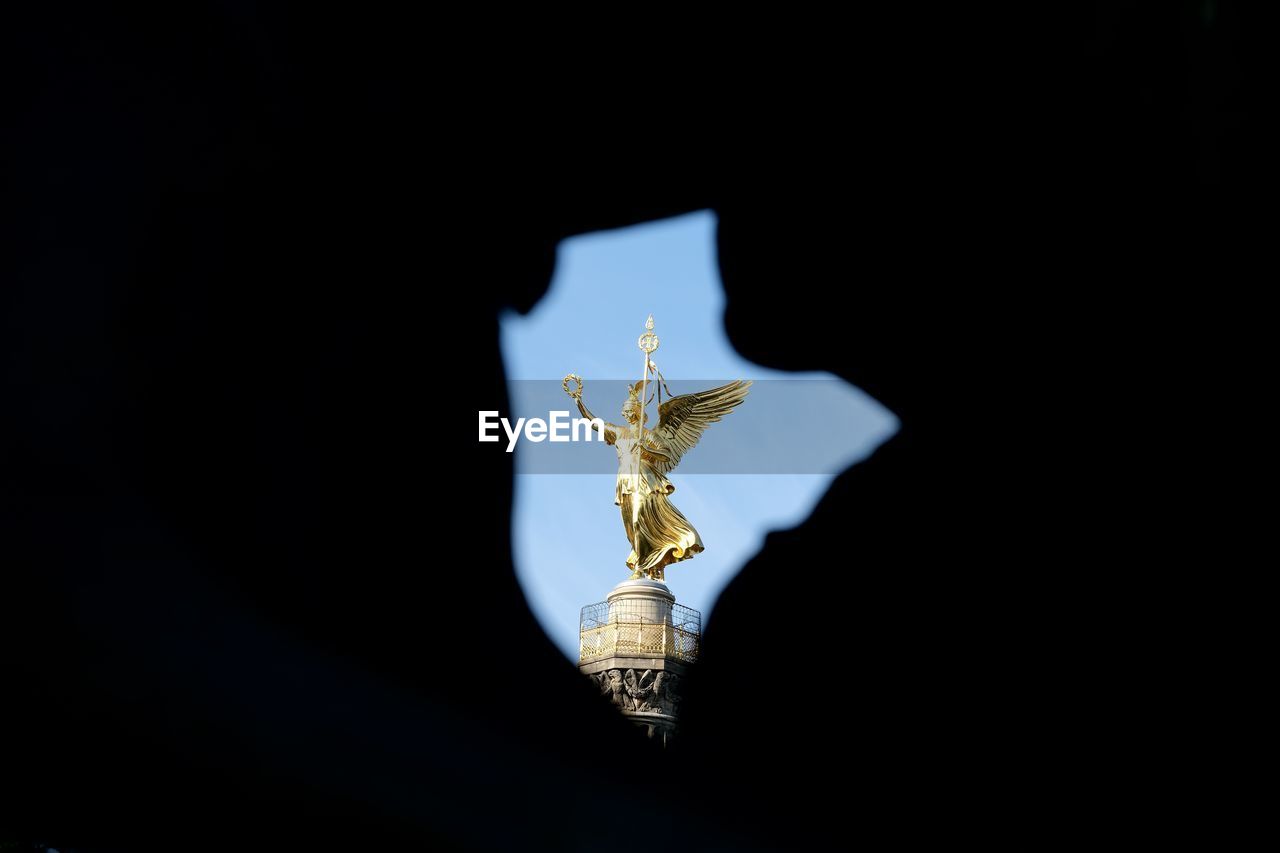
[565,382,619,445]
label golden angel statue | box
[564,316,751,581]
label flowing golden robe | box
[612,433,703,581]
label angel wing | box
[643,380,752,475]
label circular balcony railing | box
[578,599,701,664]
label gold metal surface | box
[565,315,751,581]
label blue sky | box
[501,211,898,659]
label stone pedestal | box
[578,579,700,745]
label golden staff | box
[632,315,660,569]
[637,313,660,445]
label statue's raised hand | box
[562,374,583,399]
